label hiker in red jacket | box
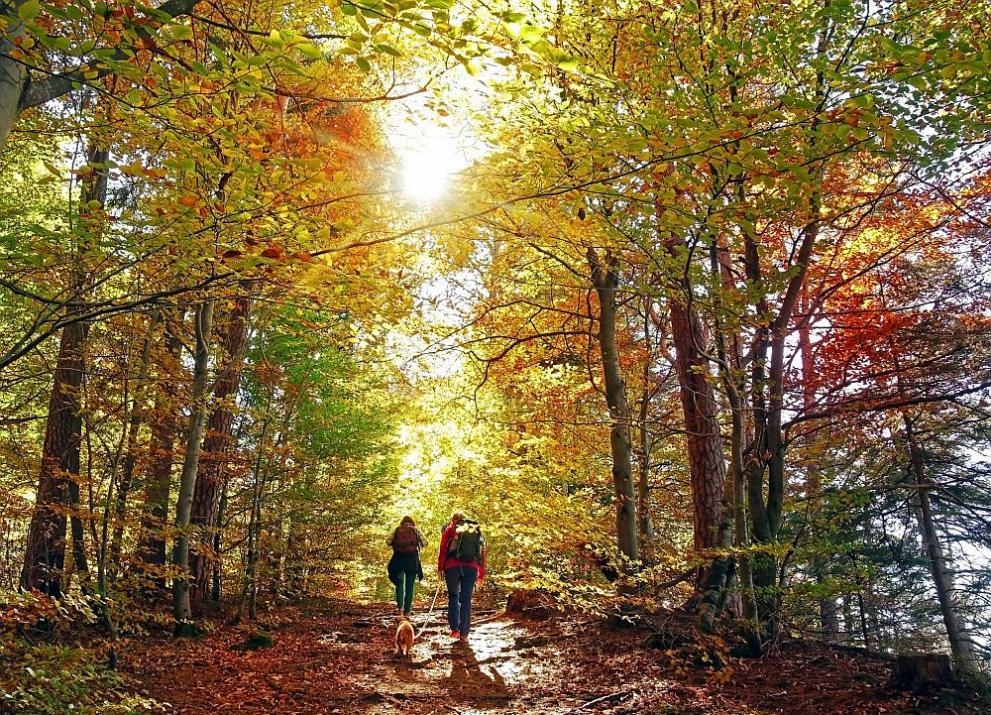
[437,511,486,641]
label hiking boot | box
[449,630,461,640]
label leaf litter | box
[120,599,988,715]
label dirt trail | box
[122,600,985,715]
[125,600,679,714]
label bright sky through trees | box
[399,132,467,204]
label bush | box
[0,639,164,714]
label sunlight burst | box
[399,135,465,204]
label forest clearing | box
[2,0,991,712]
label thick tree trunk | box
[903,414,975,671]
[659,229,729,629]
[173,301,215,629]
[19,143,107,596]
[190,294,250,602]
[587,248,639,563]
[666,289,726,554]
[20,323,86,595]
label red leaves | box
[216,246,313,265]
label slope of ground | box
[120,599,986,714]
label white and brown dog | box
[394,615,414,659]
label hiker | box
[387,516,426,616]
[438,511,486,641]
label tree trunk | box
[636,300,656,545]
[20,323,86,595]
[587,248,639,563]
[664,277,726,553]
[69,479,91,586]
[19,143,108,596]
[711,242,760,648]
[189,293,250,602]
[108,312,159,576]
[172,301,215,629]
[742,205,820,638]
[903,414,975,671]
[285,517,307,597]
[240,418,270,623]
[136,311,184,584]
[211,479,229,602]
[0,2,30,152]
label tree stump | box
[890,654,955,692]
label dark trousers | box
[388,552,421,613]
[444,566,477,635]
[393,569,417,613]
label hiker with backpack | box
[387,516,427,616]
[438,511,486,642]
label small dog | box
[394,615,414,659]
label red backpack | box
[393,524,419,554]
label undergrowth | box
[0,591,165,714]
[0,639,164,714]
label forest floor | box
[120,598,988,715]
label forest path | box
[124,598,688,714]
[122,598,981,715]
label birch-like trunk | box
[587,248,639,563]
[172,301,214,629]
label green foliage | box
[0,639,165,714]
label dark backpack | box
[448,520,483,562]
[393,524,419,554]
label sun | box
[399,134,465,205]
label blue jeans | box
[444,566,477,635]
